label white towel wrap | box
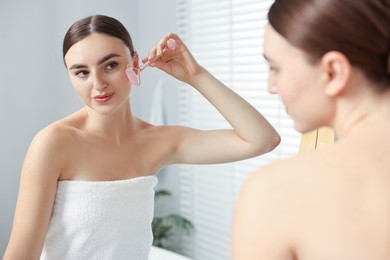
[40,175,158,260]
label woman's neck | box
[334,87,390,139]
[81,102,136,143]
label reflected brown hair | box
[63,15,135,65]
[268,0,390,88]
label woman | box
[233,0,390,259]
[3,15,279,260]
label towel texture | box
[40,175,158,260]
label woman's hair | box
[268,0,390,88]
[63,15,135,63]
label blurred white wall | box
[0,0,180,254]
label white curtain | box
[176,0,301,259]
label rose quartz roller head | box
[125,67,140,85]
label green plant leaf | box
[155,189,172,199]
[163,214,194,235]
[152,189,194,251]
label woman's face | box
[263,24,333,133]
[64,33,136,115]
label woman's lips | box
[93,92,114,103]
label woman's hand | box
[141,33,203,84]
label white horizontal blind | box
[176,0,301,259]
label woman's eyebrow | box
[68,53,122,70]
[97,53,121,65]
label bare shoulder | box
[238,147,339,223]
[138,123,201,165]
[244,146,338,193]
[239,156,300,206]
[233,151,335,258]
[142,122,194,135]
[140,123,196,145]
[24,116,81,180]
[233,155,312,258]
[140,123,193,145]
[31,120,76,154]
[242,155,306,191]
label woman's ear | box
[321,51,351,97]
[132,52,139,70]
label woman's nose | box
[93,73,108,91]
[267,73,278,94]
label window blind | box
[176,0,301,259]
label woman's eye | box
[269,65,277,72]
[75,71,89,78]
[269,66,280,75]
[106,62,118,70]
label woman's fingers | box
[140,33,182,71]
[167,39,177,50]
